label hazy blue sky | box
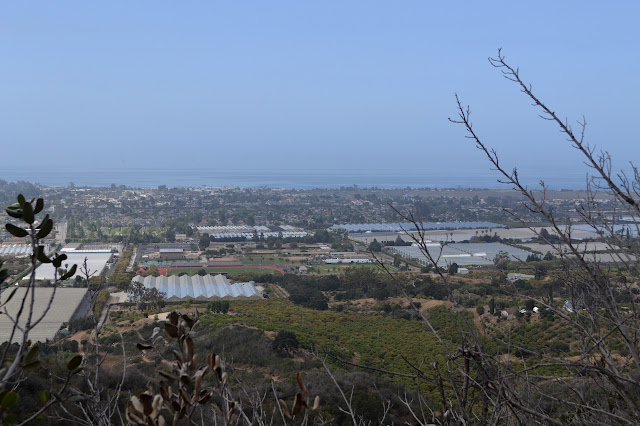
[1,2,638,185]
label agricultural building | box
[0,288,90,343]
[331,221,506,233]
[131,274,260,301]
[34,251,113,281]
[195,225,307,240]
[389,242,532,267]
[0,244,38,257]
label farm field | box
[310,263,397,274]
[242,255,306,266]
[200,299,451,388]
[166,266,285,276]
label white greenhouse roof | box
[0,245,33,257]
[331,221,506,233]
[195,225,307,239]
[131,274,261,301]
[389,242,533,267]
[0,288,89,343]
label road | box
[125,245,138,272]
[56,220,67,247]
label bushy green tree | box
[272,330,299,357]
[368,238,382,252]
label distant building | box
[331,221,506,233]
[325,258,372,264]
[34,251,113,281]
[389,243,533,268]
[507,273,535,282]
[0,244,38,257]
[195,225,307,240]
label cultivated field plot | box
[310,264,394,274]
[390,242,532,267]
[570,252,638,263]
[522,242,620,254]
[242,255,305,266]
[166,266,284,276]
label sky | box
[1,2,638,186]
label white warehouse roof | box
[34,252,113,281]
[0,288,89,343]
[131,274,261,301]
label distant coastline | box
[1,166,590,191]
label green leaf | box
[67,354,83,371]
[37,247,52,264]
[23,360,41,371]
[22,201,34,224]
[36,218,53,239]
[17,194,25,207]
[4,413,18,424]
[52,254,67,268]
[4,209,22,219]
[60,264,77,281]
[26,345,39,363]
[38,391,50,403]
[1,391,19,410]
[33,198,44,214]
[3,288,17,305]
[5,224,28,238]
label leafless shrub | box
[387,49,640,425]
[132,311,322,425]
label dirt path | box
[268,284,289,298]
[68,330,90,355]
[347,297,449,313]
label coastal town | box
[0,181,631,341]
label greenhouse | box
[131,274,261,301]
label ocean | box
[0,166,591,190]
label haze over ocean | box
[1,166,589,190]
